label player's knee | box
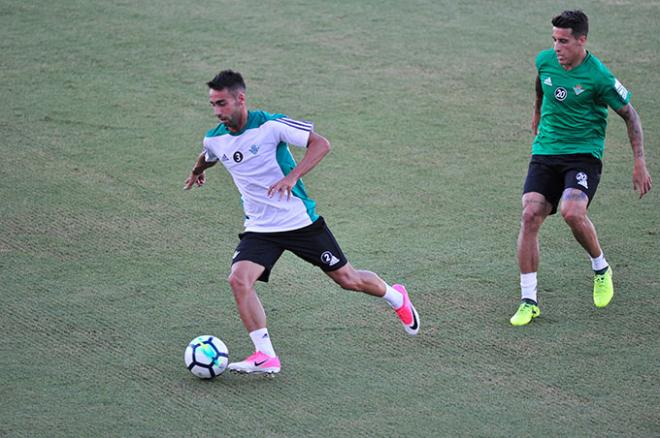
[521,208,543,231]
[560,204,585,226]
[227,272,251,294]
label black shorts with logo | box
[523,154,602,215]
[232,216,348,282]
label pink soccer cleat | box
[227,351,281,374]
[393,284,420,335]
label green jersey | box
[532,49,631,159]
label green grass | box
[1,0,658,436]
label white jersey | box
[203,110,318,232]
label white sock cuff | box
[520,272,537,288]
[383,284,404,309]
[249,328,268,340]
[590,253,608,271]
[520,272,538,302]
[249,328,276,357]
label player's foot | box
[392,284,420,335]
[227,351,281,374]
[510,300,541,326]
[593,266,614,308]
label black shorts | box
[231,216,348,282]
[523,154,602,214]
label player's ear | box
[236,91,246,105]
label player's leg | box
[559,189,601,257]
[324,263,385,297]
[227,235,283,374]
[560,157,612,307]
[559,188,613,307]
[511,191,551,326]
[285,217,420,335]
[518,192,552,275]
[227,260,268,334]
[325,264,420,336]
[226,260,281,374]
[512,155,564,326]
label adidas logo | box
[543,77,552,86]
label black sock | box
[594,266,609,275]
[522,298,537,305]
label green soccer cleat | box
[510,301,541,326]
[593,267,614,308]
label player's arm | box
[531,75,543,135]
[183,152,218,190]
[614,103,652,198]
[267,131,331,200]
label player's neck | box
[228,109,249,133]
[562,49,587,71]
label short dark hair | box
[206,70,246,94]
[552,10,589,37]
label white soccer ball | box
[184,335,229,379]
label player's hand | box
[632,162,652,198]
[268,175,297,200]
[183,172,205,190]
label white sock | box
[590,253,608,271]
[249,328,276,357]
[382,284,404,309]
[520,272,538,303]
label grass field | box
[1,0,659,436]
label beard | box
[218,108,242,131]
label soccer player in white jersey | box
[184,70,419,374]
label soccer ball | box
[184,335,229,379]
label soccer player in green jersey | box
[510,10,653,326]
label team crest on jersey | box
[321,251,340,266]
[249,144,260,155]
[554,87,568,101]
[576,172,588,189]
[233,151,243,163]
[573,85,585,95]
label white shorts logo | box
[321,251,340,266]
[576,172,588,189]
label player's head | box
[207,70,246,96]
[551,10,588,68]
[552,10,589,38]
[207,70,247,132]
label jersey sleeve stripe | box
[274,117,313,132]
